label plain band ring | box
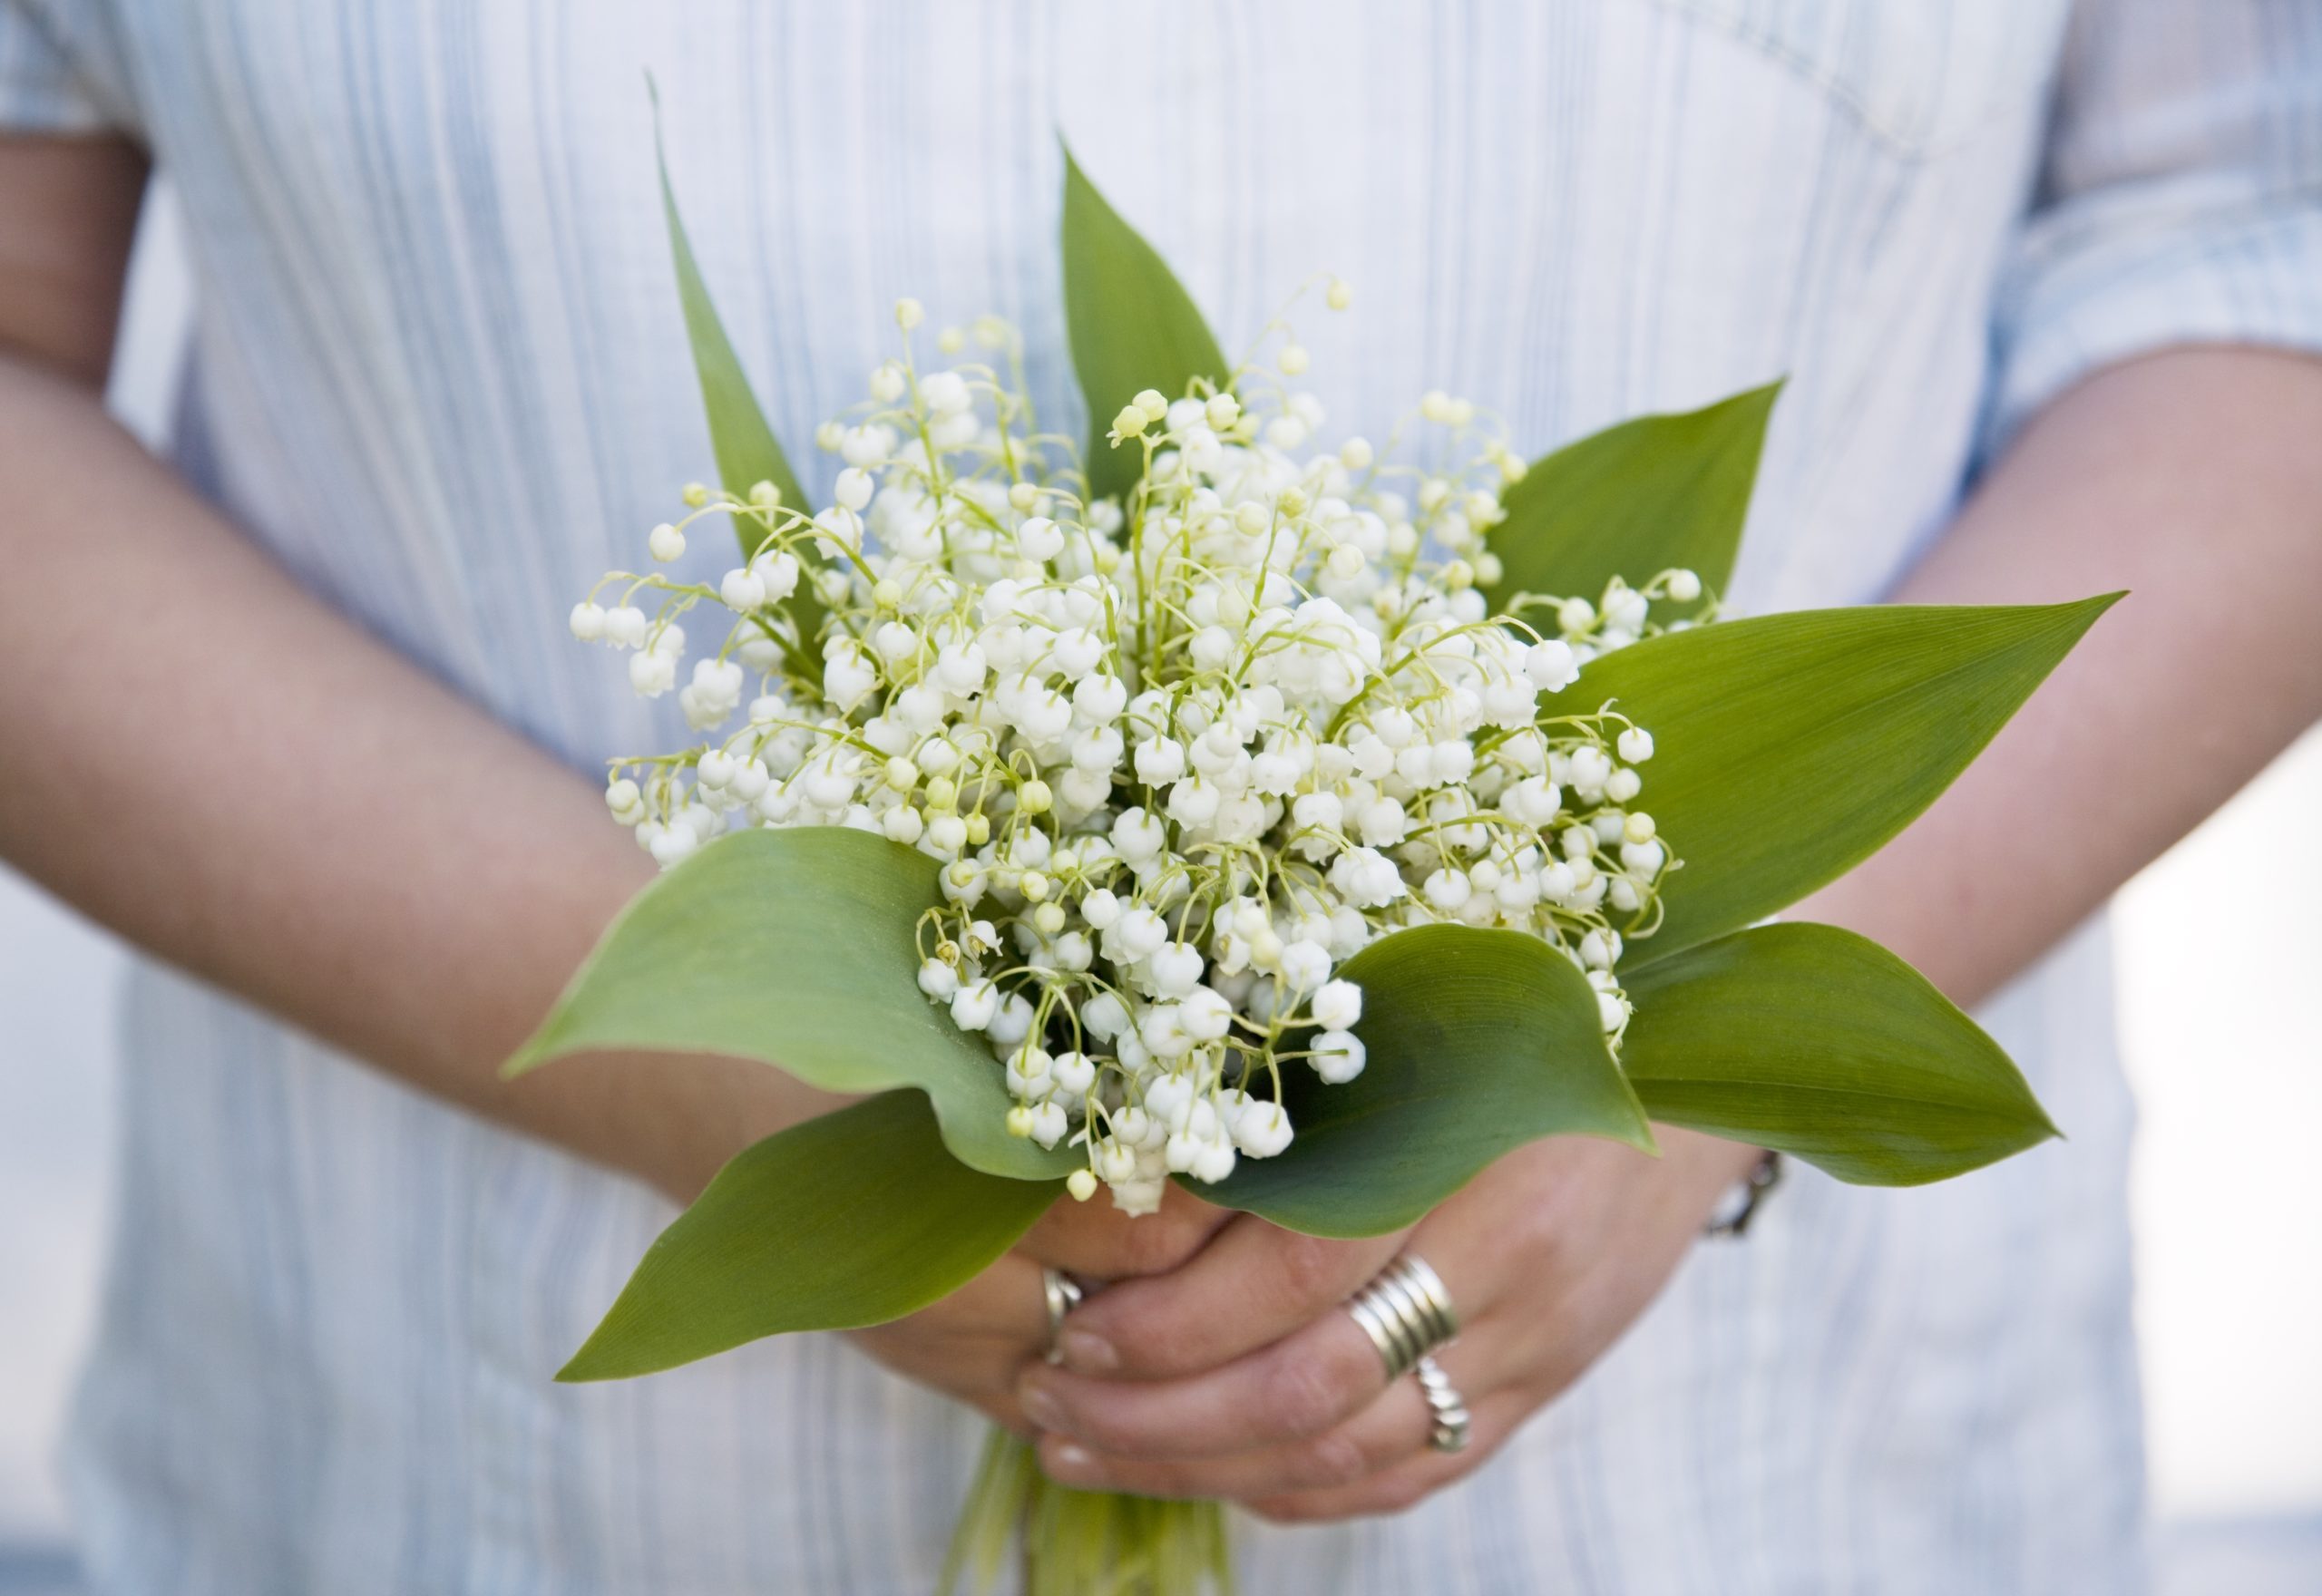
[1040,1267,1083,1365]
[1415,1355,1471,1454]
[1343,1253,1459,1382]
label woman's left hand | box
[1012,1126,1763,1522]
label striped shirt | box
[5,1,2319,1591]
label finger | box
[1014,1179,1230,1282]
[1240,1388,1527,1524]
[1034,1345,1457,1500]
[1016,1299,1388,1460]
[930,1249,1052,1341]
[1051,1214,1407,1377]
[846,1251,1052,1431]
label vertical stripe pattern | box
[5,0,2319,1590]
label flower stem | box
[940,1426,1233,1596]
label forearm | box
[1800,347,2322,1007]
[0,352,839,1198]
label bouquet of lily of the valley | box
[508,122,2110,1595]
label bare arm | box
[0,135,844,1202]
[1803,345,2322,1003]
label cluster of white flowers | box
[572,293,1709,1212]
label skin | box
[7,134,2322,1517]
[1017,339,2322,1518]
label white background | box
[1,190,2316,1582]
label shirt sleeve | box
[0,0,121,133]
[1985,0,2322,451]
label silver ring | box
[1415,1355,1471,1454]
[1041,1267,1083,1365]
[1342,1253,1459,1382]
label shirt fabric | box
[5,1,2319,1591]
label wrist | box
[1655,1124,1772,1224]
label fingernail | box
[1059,1328,1118,1374]
[1047,1442,1099,1483]
[1019,1381,1068,1434]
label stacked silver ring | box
[1414,1356,1471,1454]
[1342,1254,1459,1381]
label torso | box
[44,3,2142,1590]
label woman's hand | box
[848,1178,1235,1430]
[844,1253,1055,1430]
[1010,1127,1761,1520]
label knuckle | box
[1118,1322,1203,1378]
[1270,1231,1346,1306]
[1068,1405,1143,1454]
[1298,1430,1371,1490]
[1263,1350,1352,1438]
[1117,1211,1205,1277]
[1102,1315,1209,1382]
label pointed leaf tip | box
[1484,378,1785,614]
[558,1092,1061,1379]
[1585,596,2121,965]
[1622,922,2061,1184]
[652,92,811,568]
[1059,146,1228,506]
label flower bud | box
[1312,978,1362,1031]
[1190,1137,1237,1183]
[1311,1029,1366,1083]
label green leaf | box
[560,1090,1060,1379]
[1577,595,2122,967]
[1059,141,1229,507]
[1211,924,1654,1237]
[1483,381,1781,614]
[1622,922,2058,1183]
[507,825,1074,1182]
[651,83,809,560]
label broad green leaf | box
[507,826,1073,1182]
[560,1090,1060,1379]
[1576,596,2121,967]
[1622,922,2058,1183]
[1483,381,1781,614]
[1060,141,1229,507]
[1212,924,1654,1237]
[652,84,809,560]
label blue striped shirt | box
[5,1,2319,1591]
